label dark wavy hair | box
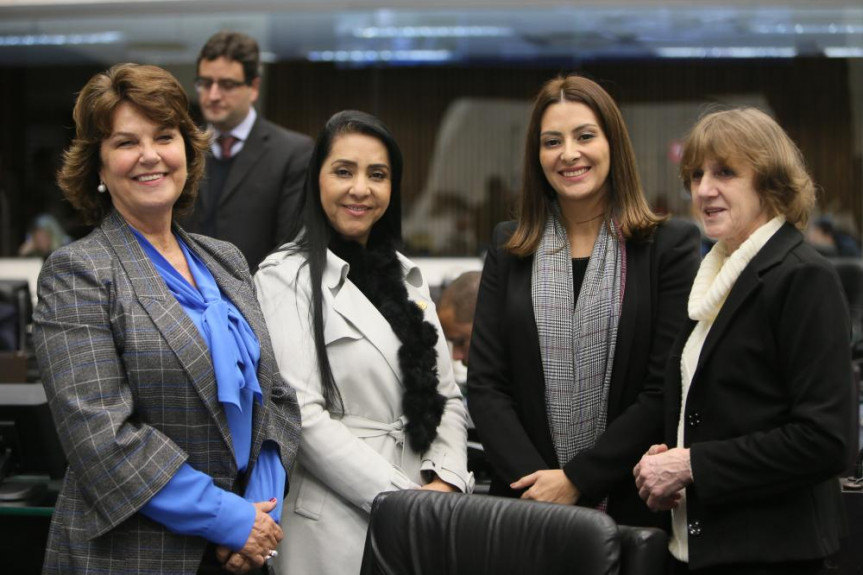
[57,63,209,225]
[282,110,403,414]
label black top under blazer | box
[185,115,313,272]
[33,210,302,574]
[665,223,854,569]
[468,218,701,528]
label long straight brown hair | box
[507,74,664,256]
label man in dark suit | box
[187,30,313,272]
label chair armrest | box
[618,525,668,575]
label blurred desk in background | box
[0,351,27,382]
[0,475,60,575]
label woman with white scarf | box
[467,74,701,529]
[634,108,853,574]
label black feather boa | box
[329,235,446,453]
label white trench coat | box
[255,245,473,575]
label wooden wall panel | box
[265,59,857,241]
[0,59,855,254]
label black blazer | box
[665,223,854,569]
[468,218,701,528]
[186,116,313,272]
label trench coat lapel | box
[325,249,404,383]
[399,252,439,337]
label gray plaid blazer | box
[34,210,301,574]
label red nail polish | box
[270,498,277,502]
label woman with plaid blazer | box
[33,64,301,574]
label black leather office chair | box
[618,525,669,575]
[360,490,668,575]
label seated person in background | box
[467,73,701,530]
[807,215,861,258]
[437,270,481,368]
[255,110,473,575]
[18,213,71,259]
[634,107,853,574]
[34,63,301,574]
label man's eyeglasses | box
[193,77,249,93]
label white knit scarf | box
[688,216,786,322]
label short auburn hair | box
[680,107,815,228]
[58,63,210,225]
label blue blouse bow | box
[134,229,285,550]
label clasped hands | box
[216,499,283,574]
[215,477,457,573]
[633,444,692,511]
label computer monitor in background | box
[0,258,41,306]
[0,279,32,353]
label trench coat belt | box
[340,414,408,444]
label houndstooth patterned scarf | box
[532,202,625,467]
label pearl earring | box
[97,182,107,193]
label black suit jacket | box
[665,223,853,569]
[468,218,701,528]
[186,116,313,272]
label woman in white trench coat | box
[255,110,474,575]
